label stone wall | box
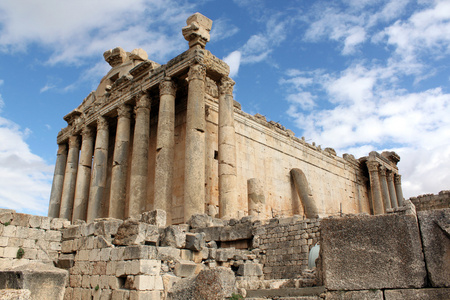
[409,190,450,211]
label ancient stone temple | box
[47,13,404,224]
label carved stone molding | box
[159,77,177,97]
[366,160,379,173]
[219,76,235,95]
[188,64,206,81]
[394,174,402,184]
[379,166,387,177]
[117,104,132,119]
[136,94,151,109]
[97,116,108,131]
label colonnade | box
[366,160,404,215]
[48,66,238,224]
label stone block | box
[10,213,30,227]
[156,246,181,261]
[174,260,197,278]
[125,275,162,290]
[0,262,68,300]
[141,210,166,227]
[61,240,73,253]
[123,245,156,260]
[128,259,161,275]
[417,209,450,287]
[160,226,186,248]
[192,226,222,242]
[113,219,159,246]
[216,248,236,262]
[384,288,450,299]
[2,225,16,237]
[94,218,123,240]
[237,263,263,277]
[326,290,383,299]
[50,218,70,230]
[219,223,252,241]
[0,210,15,225]
[181,249,194,261]
[320,214,426,290]
[28,215,43,228]
[0,289,32,300]
[187,214,213,228]
[185,232,206,251]
[129,290,162,300]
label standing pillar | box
[87,117,109,222]
[48,143,68,217]
[59,135,80,219]
[379,166,391,211]
[394,174,404,207]
[184,63,207,222]
[387,170,398,208]
[72,126,94,221]
[218,76,237,219]
[129,94,151,218]
[109,104,132,219]
[155,78,176,224]
[247,178,265,218]
[366,161,384,215]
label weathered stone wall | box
[254,217,320,280]
[409,190,450,211]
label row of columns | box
[48,64,239,223]
[366,160,404,215]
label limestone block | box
[237,263,263,277]
[94,218,123,241]
[219,223,253,241]
[180,249,193,261]
[0,211,14,225]
[0,236,8,247]
[174,260,197,278]
[114,219,159,246]
[56,253,75,269]
[61,240,73,253]
[321,214,426,290]
[192,226,222,242]
[160,226,186,248]
[384,288,450,299]
[111,289,130,300]
[216,248,236,262]
[28,215,44,228]
[123,245,157,261]
[0,262,68,300]
[45,230,62,242]
[187,214,213,228]
[129,48,148,61]
[2,225,16,237]
[156,246,181,261]
[62,225,86,240]
[10,214,30,227]
[417,209,450,287]
[129,290,162,300]
[50,218,70,230]
[127,260,161,276]
[326,290,383,299]
[185,232,206,251]
[110,247,125,261]
[140,210,166,227]
[0,289,32,300]
[125,275,163,291]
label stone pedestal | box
[387,171,398,208]
[395,175,404,207]
[366,161,384,215]
[109,105,132,219]
[72,126,94,221]
[59,135,80,219]
[155,78,176,224]
[48,144,67,218]
[129,94,151,218]
[87,117,109,222]
[218,77,238,219]
[184,64,206,222]
[379,167,391,211]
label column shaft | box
[59,135,80,219]
[379,167,391,211]
[87,117,109,222]
[366,161,384,215]
[109,105,132,219]
[72,127,94,221]
[129,94,151,218]
[218,76,238,219]
[387,171,398,208]
[184,63,206,222]
[155,78,176,224]
[395,174,404,207]
[48,144,68,217]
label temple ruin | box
[47,13,405,225]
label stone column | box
[394,174,404,207]
[218,76,238,219]
[387,170,398,208]
[155,78,176,224]
[59,135,80,219]
[128,94,151,218]
[247,178,265,218]
[109,104,132,219]
[184,63,207,222]
[72,126,95,221]
[379,166,391,211]
[366,160,384,215]
[87,117,109,223]
[48,143,68,218]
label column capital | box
[68,135,80,149]
[366,160,379,173]
[97,116,109,130]
[188,63,206,81]
[136,94,151,109]
[394,174,402,184]
[159,77,177,97]
[386,169,395,181]
[81,126,94,139]
[117,104,132,119]
[219,76,235,95]
[379,166,387,177]
[57,143,68,154]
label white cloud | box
[223,51,242,78]
[210,18,239,42]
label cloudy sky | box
[0,0,449,216]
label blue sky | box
[0,0,449,216]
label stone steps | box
[245,286,326,299]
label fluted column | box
[129,94,151,218]
[184,63,207,222]
[394,174,404,207]
[218,76,238,219]
[366,160,384,215]
[109,104,132,219]
[155,78,176,224]
[379,166,391,211]
[387,170,398,208]
[87,117,109,222]
[72,126,95,221]
[48,143,68,217]
[59,135,80,219]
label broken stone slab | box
[417,208,450,287]
[113,219,159,246]
[326,290,383,299]
[320,214,426,290]
[0,262,68,300]
[384,288,450,299]
[174,260,197,278]
[185,232,206,251]
[140,209,166,227]
[160,225,186,248]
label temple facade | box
[47,13,404,224]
